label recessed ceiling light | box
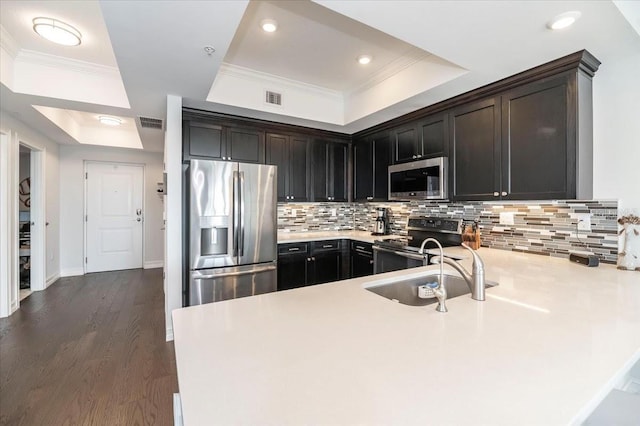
[32,17,82,46]
[547,11,581,30]
[261,19,278,33]
[357,55,372,65]
[98,116,122,126]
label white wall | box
[58,144,164,276]
[0,111,61,315]
[164,95,182,341]
[592,49,640,213]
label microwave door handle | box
[238,171,245,257]
[233,170,239,257]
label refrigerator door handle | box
[192,264,276,280]
[232,170,240,257]
[239,171,245,257]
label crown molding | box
[217,63,343,101]
[0,25,19,59]
[347,49,432,96]
[15,49,121,77]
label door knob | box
[136,208,142,216]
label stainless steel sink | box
[365,274,498,306]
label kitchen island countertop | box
[173,247,640,425]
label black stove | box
[374,216,463,252]
[372,216,463,274]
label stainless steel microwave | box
[388,157,448,200]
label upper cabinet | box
[500,75,574,200]
[266,133,310,202]
[450,97,502,201]
[450,71,593,201]
[391,112,449,164]
[311,139,349,202]
[183,120,264,163]
[419,113,449,158]
[353,131,390,201]
[392,123,420,163]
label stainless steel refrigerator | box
[188,159,277,305]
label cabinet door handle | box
[412,155,417,159]
[493,192,499,197]
[307,257,311,262]
[369,260,374,264]
[501,191,507,196]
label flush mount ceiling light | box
[32,17,82,46]
[261,19,278,33]
[357,55,372,65]
[547,11,582,30]
[98,116,122,126]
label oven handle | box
[192,264,276,280]
[372,246,427,261]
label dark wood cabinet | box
[277,240,343,290]
[266,133,310,202]
[500,75,573,200]
[277,243,310,291]
[226,126,265,163]
[451,73,587,201]
[350,241,373,278]
[184,120,264,163]
[393,123,420,163]
[311,140,348,202]
[419,113,449,158]
[184,121,224,159]
[353,132,391,201]
[450,97,502,201]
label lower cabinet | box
[350,241,374,278]
[277,240,375,290]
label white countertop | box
[173,248,640,425]
[277,230,403,244]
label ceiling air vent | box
[265,90,282,106]
[138,116,164,130]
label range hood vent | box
[138,116,164,130]
[265,90,282,106]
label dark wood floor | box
[0,268,178,426]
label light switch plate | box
[576,213,592,231]
[499,212,515,225]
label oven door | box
[373,246,427,274]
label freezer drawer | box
[189,263,277,305]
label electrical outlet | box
[330,208,337,217]
[576,213,592,231]
[499,212,515,225]
[291,209,297,217]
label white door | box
[86,162,143,273]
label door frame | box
[19,142,46,292]
[0,131,47,318]
[83,160,146,274]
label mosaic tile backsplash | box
[278,200,619,264]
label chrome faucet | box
[431,243,486,301]
[419,238,447,312]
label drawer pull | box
[322,244,333,248]
[288,247,300,251]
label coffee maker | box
[372,207,389,235]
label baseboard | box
[166,327,174,342]
[144,260,164,269]
[10,299,18,314]
[60,268,85,277]
[45,272,60,288]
